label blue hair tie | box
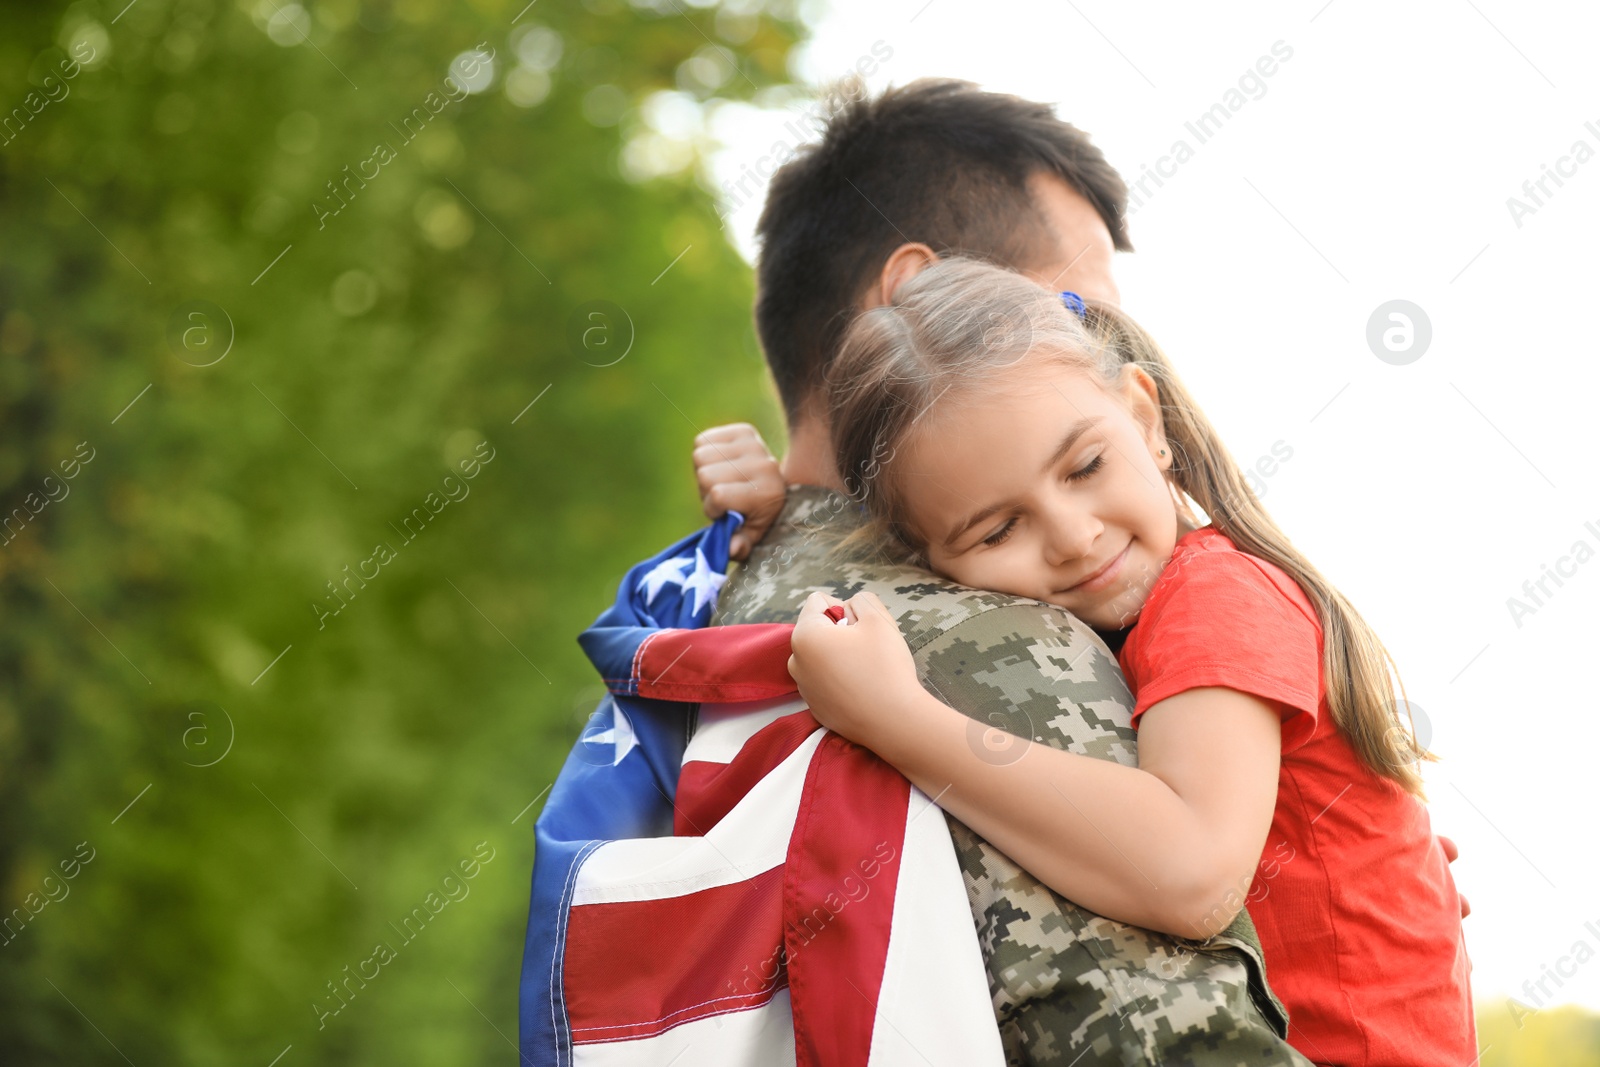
[1059,291,1087,319]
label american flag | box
[519,511,1003,1066]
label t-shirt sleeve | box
[1117,545,1321,752]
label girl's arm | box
[692,423,788,561]
[788,590,1282,939]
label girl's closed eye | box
[980,520,1015,548]
[979,453,1106,548]
[1068,453,1105,483]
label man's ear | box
[1119,364,1172,469]
[869,243,940,307]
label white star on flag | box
[637,554,693,605]
[584,701,638,766]
[679,547,726,618]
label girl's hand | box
[787,591,926,751]
[692,423,786,561]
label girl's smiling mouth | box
[1061,543,1130,596]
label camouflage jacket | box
[709,487,1311,1067]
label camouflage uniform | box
[710,487,1312,1067]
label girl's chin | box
[1103,604,1146,631]
[1070,595,1147,633]
[1040,598,1113,630]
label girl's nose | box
[1041,499,1101,568]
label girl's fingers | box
[848,590,893,622]
[795,590,843,627]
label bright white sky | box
[691,0,1600,1015]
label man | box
[697,77,1314,1064]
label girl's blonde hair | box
[822,256,1433,796]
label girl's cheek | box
[955,560,990,592]
[985,558,1037,602]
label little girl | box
[691,257,1474,1066]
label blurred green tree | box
[0,0,796,1062]
[1477,1000,1600,1066]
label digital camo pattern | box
[710,487,1310,1067]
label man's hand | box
[692,423,787,561]
[788,591,927,751]
[1438,834,1470,918]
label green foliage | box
[1477,1000,1600,1066]
[0,0,795,1062]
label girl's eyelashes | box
[979,453,1106,549]
[981,518,1015,548]
[1068,454,1105,482]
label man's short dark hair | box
[753,78,1131,425]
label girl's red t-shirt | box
[1116,527,1475,1067]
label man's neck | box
[776,414,847,494]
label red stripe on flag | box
[633,624,798,704]
[565,865,790,1044]
[674,710,820,837]
[784,735,909,1067]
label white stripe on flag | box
[572,729,825,905]
[867,786,1007,1065]
[684,693,809,766]
[571,987,797,1067]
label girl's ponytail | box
[1083,302,1434,798]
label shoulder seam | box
[1234,553,1322,633]
[1161,543,1321,635]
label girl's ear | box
[1117,363,1172,470]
